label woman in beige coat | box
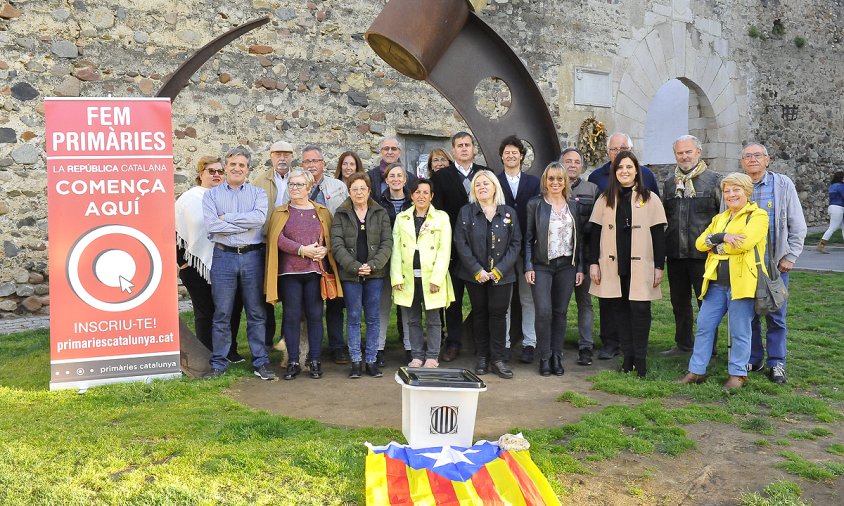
[588,151,666,377]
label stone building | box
[1,0,841,315]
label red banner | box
[45,97,179,391]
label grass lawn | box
[1,272,842,504]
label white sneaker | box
[423,359,439,368]
[408,358,423,367]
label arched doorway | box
[643,79,689,164]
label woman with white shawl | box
[175,156,242,360]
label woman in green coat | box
[391,179,455,367]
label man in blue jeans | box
[202,146,276,380]
[741,142,806,384]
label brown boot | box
[816,239,829,254]
[724,375,747,390]
[677,372,706,384]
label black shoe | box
[284,362,301,380]
[226,352,246,364]
[365,362,383,378]
[598,346,620,360]
[658,346,689,357]
[349,361,362,379]
[475,356,489,375]
[538,359,551,376]
[768,363,787,384]
[332,349,350,365]
[550,354,564,376]
[491,360,514,379]
[202,368,226,379]
[621,356,634,373]
[405,350,412,363]
[309,360,323,379]
[519,345,535,364]
[576,348,593,366]
[747,361,765,373]
[253,364,278,381]
[376,350,386,368]
[634,358,647,378]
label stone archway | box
[612,19,745,172]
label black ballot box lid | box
[396,367,486,389]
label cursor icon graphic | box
[118,275,135,293]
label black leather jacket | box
[524,196,584,273]
[453,203,522,284]
[662,169,722,260]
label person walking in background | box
[524,162,583,377]
[661,135,722,356]
[817,170,844,253]
[588,151,666,377]
[265,169,342,380]
[678,173,769,390]
[330,173,393,378]
[741,143,806,384]
[453,171,521,378]
[392,179,454,368]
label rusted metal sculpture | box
[157,16,270,102]
[365,0,560,174]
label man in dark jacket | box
[367,136,418,197]
[431,131,490,362]
[563,148,600,365]
[496,135,540,363]
[586,132,659,359]
[661,135,722,355]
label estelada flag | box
[365,440,560,505]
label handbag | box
[317,227,339,300]
[752,243,787,316]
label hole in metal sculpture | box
[474,77,511,120]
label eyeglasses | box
[302,159,323,165]
[608,146,631,153]
[350,187,369,193]
[289,182,307,189]
[204,168,225,175]
[381,146,400,152]
[741,153,767,160]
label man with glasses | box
[431,131,491,362]
[586,132,660,360]
[254,140,295,349]
[660,135,722,357]
[367,136,418,197]
[202,147,275,380]
[302,144,350,364]
[740,142,806,384]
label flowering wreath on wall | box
[577,117,607,167]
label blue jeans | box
[341,278,383,363]
[209,247,269,370]
[531,257,576,360]
[750,271,788,367]
[281,273,324,363]
[688,284,755,377]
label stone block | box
[90,7,115,29]
[15,284,34,297]
[615,91,647,123]
[21,296,42,312]
[702,142,726,158]
[618,73,651,112]
[672,22,687,76]
[34,284,49,295]
[51,40,79,58]
[11,144,39,164]
[0,300,16,312]
[0,3,21,19]
[54,76,81,97]
[645,30,669,82]
[0,282,14,297]
[0,127,14,143]
[11,82,39,101]
[13,268,29,283]
[634,42,663,94]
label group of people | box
[176,128,808,389]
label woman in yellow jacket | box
[678,173,769,390]
[391,179,455,367]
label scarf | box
[674,160,707,198]
[175,186,214,283]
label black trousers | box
[179,266,240,351]
[606,275,651,360]
[466,282,512,362]
[667,258,705,350]
[445,267,468,350]
[598,298,618,351]
[531,257,576,360]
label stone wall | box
[1,0,841,315]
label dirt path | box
[229,346,844,504]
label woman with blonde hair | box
[678,173,769,390]
[265,169,342,380]
[453,170,521,378]
[426,148,452,177]
[523,162,583,376]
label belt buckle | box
[236,245,246,254]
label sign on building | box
[45,97,180,391]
